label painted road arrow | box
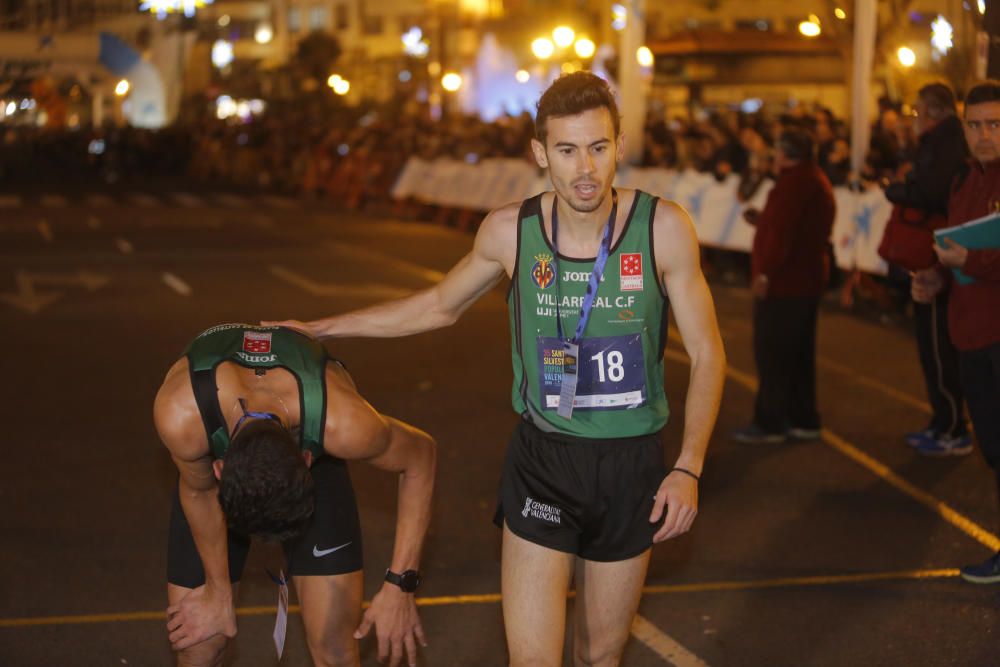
[0,270,111,314]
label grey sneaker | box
[788,427,821,441]
[733,424,787,444]
[960,551,1000,584]
[914,433,973,457]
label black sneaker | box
[959,551,1000,584]
[732,424,787,444]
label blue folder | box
[934,212,1000,285]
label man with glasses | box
[912,81,1000,583]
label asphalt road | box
[0,187,997,666]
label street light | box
[115,79,130,96]
[574,38,596,58]
[515,69,530,83]
[532,37,554,60]
[332,79,350,95]
[931,15,953,56]
[897,46,916,67]
[834,7,846,20]
[636,46,654,67]
[553,26,575,48]
[254,23,273,44]
[798,19,821,38]
[211,40,234,68]
[441,72,462,92]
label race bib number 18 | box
[538,334,647,413]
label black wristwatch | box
[384,568,421,593]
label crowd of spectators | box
[0,94,920,205]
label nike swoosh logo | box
[312,542,352,558]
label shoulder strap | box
[188,364,230,458]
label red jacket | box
[751,162,836,297]
[945,159,1000,351]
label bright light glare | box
[327,73,342,87]
[979,0,986,15]
[216,95,237,120]
[798,20,821,37]
[5,102,16,115]
[636,46,654,67]
[897,46,916,67]
[332,79,350,95]
[532,37,554,60]
[575,38,595,58]
[402,26,422,46]
[834,7,846,19]
[218,14,229,26]
[212,40,234,68]
[441,72,462,92]
[612,3,626,30]
[115,79,130,96]
[552,26,575,48]
[515,69,530,83]
[931,15,953,55]
[254,23,273,44]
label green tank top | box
[183,324,332,459]
[508,191,670,438]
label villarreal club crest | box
[531,253,556,290]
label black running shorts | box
[167,455,363,587]
[494,418,667,562]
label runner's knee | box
[174,634,227,667]
[303,627,359,667]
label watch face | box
[400,570,421,592]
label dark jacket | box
[945,158,1000,351]
[751,161,836,298]
[885,114,968,216]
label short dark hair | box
[777,128,815,161]
[217,419,314,542]
[918,82,957,118]
[535,71,620,145]
[965,80,1000,111]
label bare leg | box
[294,571,364,667]
[501,523,575,667]
[166,583,238,667]
[572,550,650,667]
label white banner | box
[391,159,890,275]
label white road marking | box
[86,194,115,207]
[214,193,249,207]
[631,615,710,667]
[269,265,412,300]
[39,195,67,208]
[261,195,299,209]
[171,192,204,207]
[129,193,159,207]
[37,220,53,242]
[162,272,192,296]
[325,242,446,283]
[115,238,133,254]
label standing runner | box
[269,72,726,665]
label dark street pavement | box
[0,187,997,666]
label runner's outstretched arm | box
[264,207,517,338]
